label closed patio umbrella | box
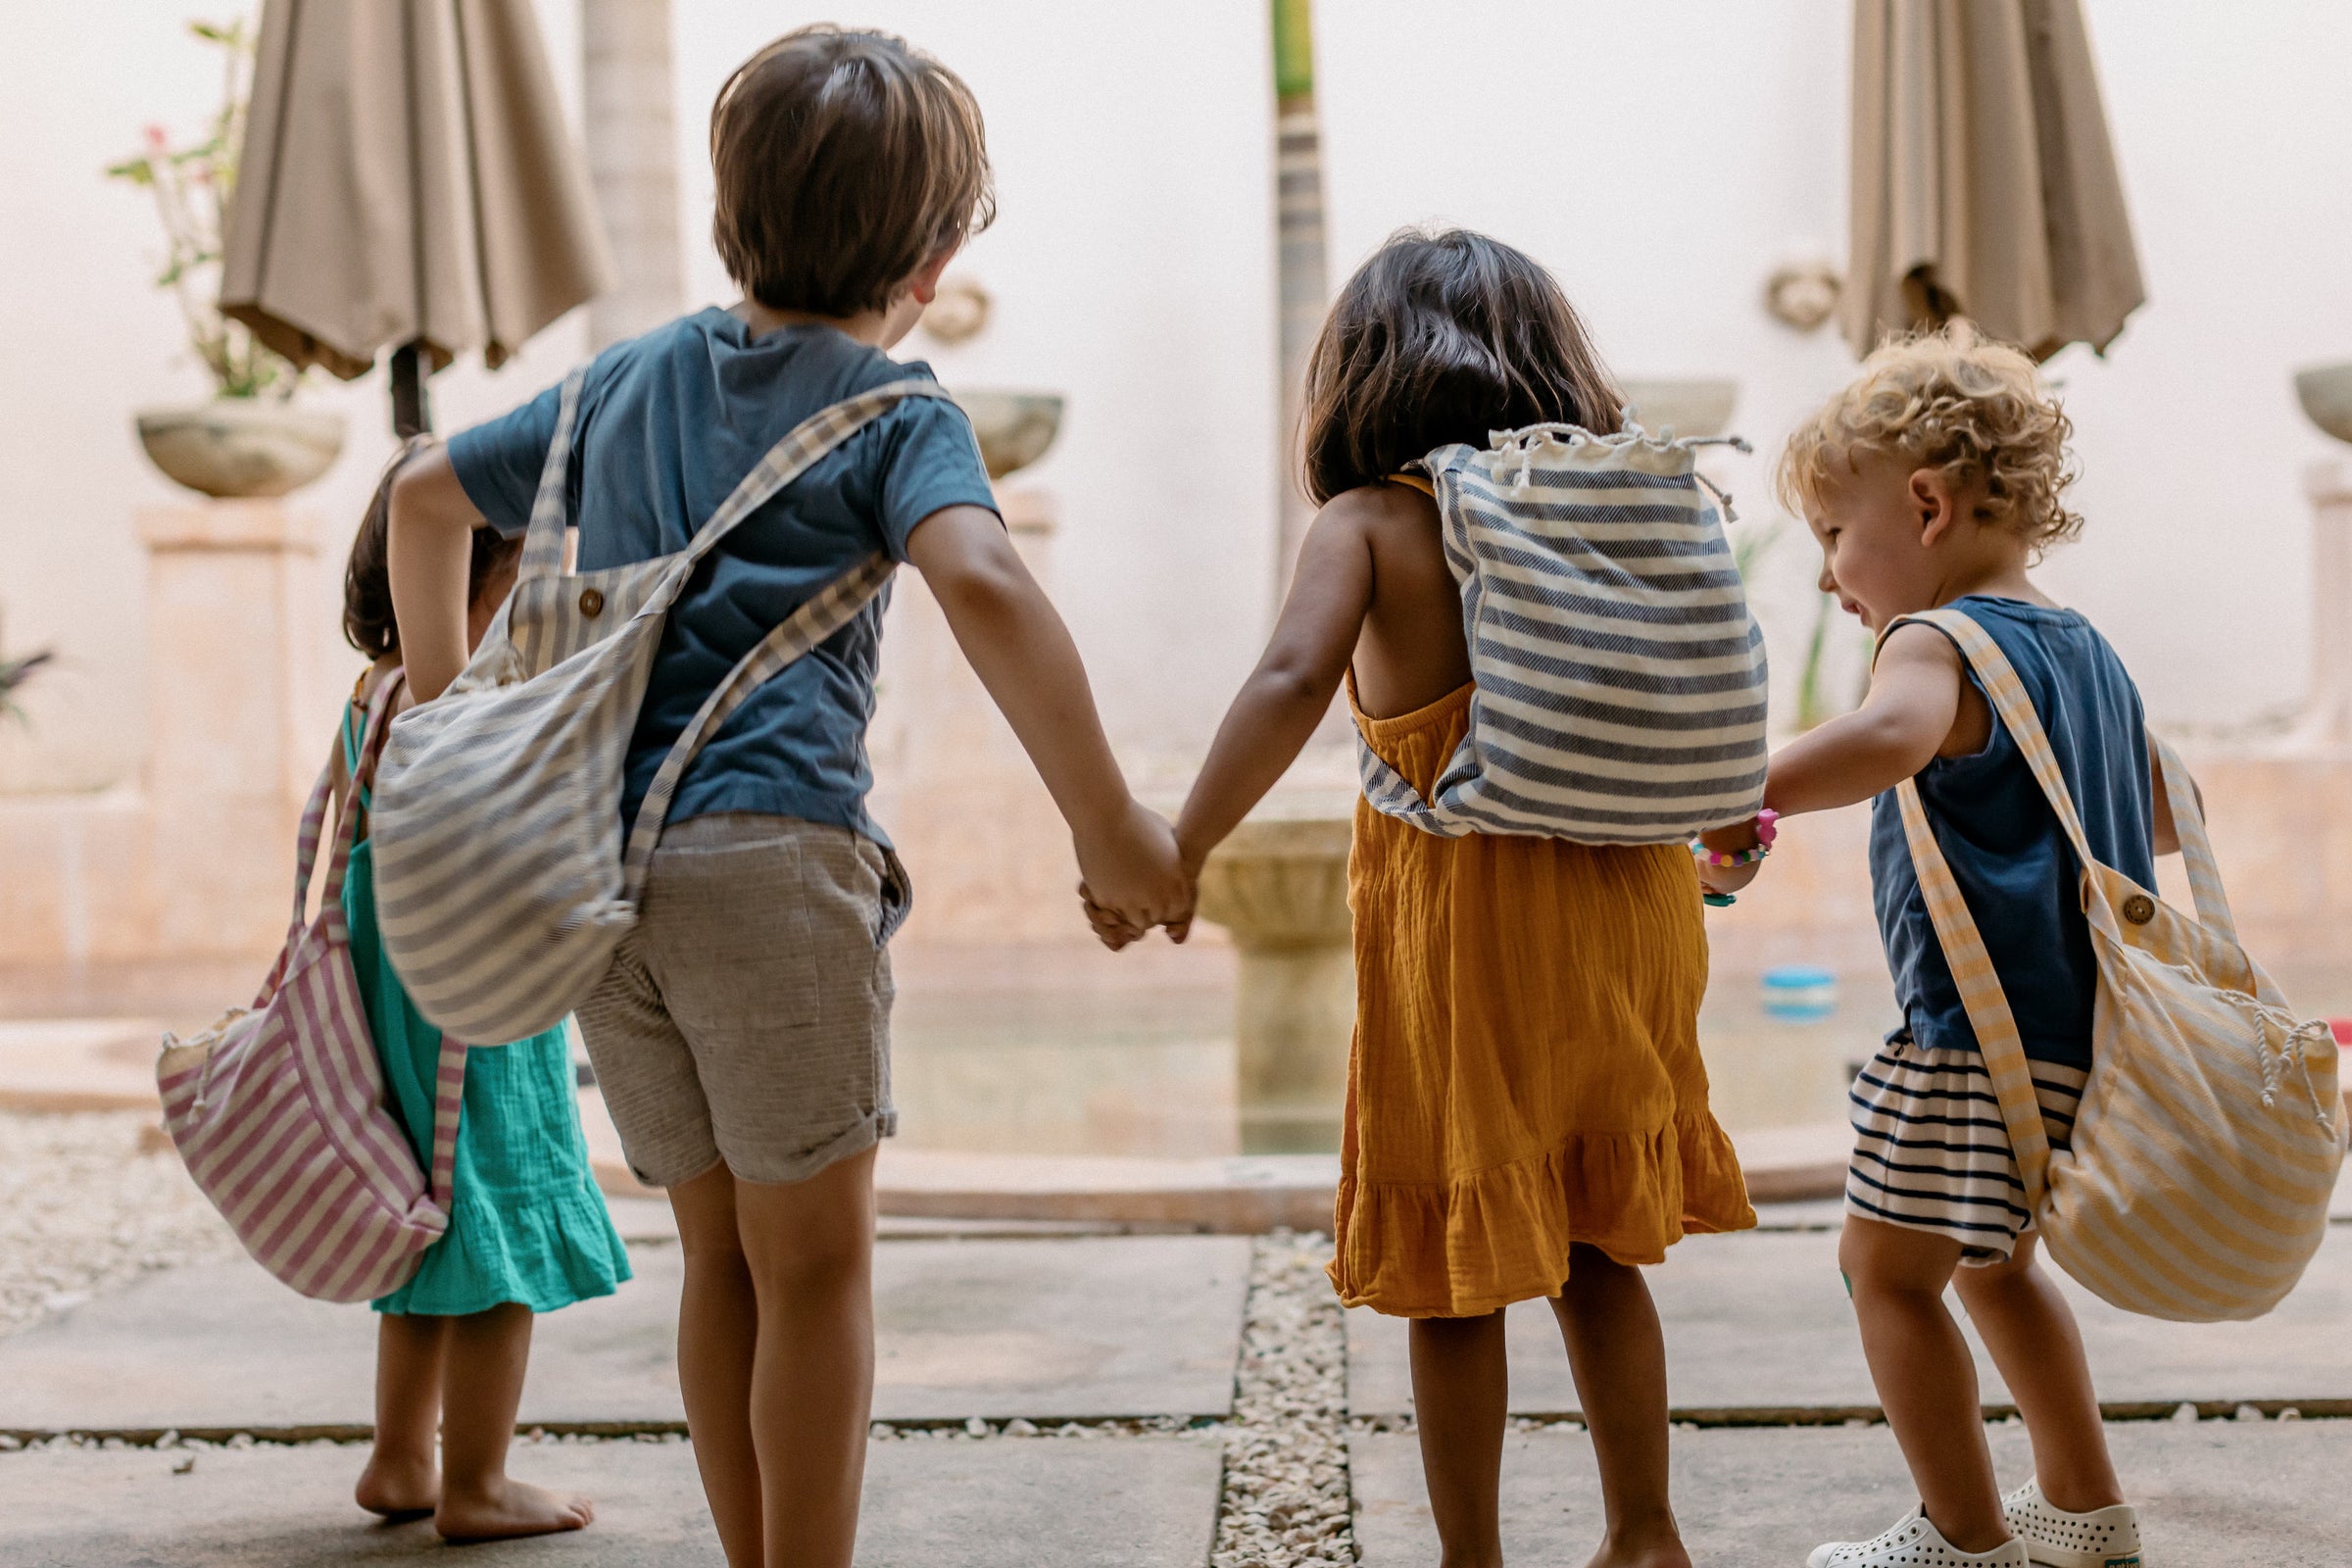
[221,0,611,433]
[1842,0,2144,362]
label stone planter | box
[951,390,1062,479]
[134,399,345,500]
[1194,800,1355,1154]
[2295,363,2352,445]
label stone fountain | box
[1192,776,1358,1153]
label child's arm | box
[1695,623,1970,892]
[905,506,1192,932]
[1173,500,1376,877]
[386,448,489,703]
[1761,623,1970,815]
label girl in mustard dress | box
[1165,229,1754,1568]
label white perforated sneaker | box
[2000,1479,2142,1567]
[1807,1507,2029,1567]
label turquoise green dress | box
[339,704,631,1317]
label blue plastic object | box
[1761,964,1838,1020]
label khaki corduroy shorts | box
[575,813,908,1188]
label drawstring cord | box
[1489,411,1752,498]
[2249,1005,2339,1135]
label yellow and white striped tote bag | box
[1892,608,2344,1322]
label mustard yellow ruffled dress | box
[1330,682,1756,1318]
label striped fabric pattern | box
[156,681,466,1303]
[1844,1036,2087,1260]
[369,370,954,1046]
[1891,608,2345,1322]
[1360,420,1769,844]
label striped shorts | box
[1844,1032,2090,1263]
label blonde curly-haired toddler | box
[1696,324,2171,1567]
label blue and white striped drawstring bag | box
[1362,416,1770,844]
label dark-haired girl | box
[336,443,629,1542]
[1169,229,1752,1568]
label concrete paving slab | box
[0,1432,1222,1567]
[0,1235,1249,1433]
[1352,1418,2352,1568]
[1348,1223,2352,1416]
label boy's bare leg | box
[736,1146,879,1568]
[1953,1236,2125,1513]
[432,1302,594,1541]
[357,1313,445,1517]
[1549,1247,1691,1568]
[1839,1217,2009,1553]
[670,1161,764,1568]
[1410,1310,1508,1568]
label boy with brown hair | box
[386,26,1191,1565]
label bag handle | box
[517,368,588,582]
[1884,609,2235,938]
[257,675,403,1002]
[423,1032,467,1210]
[611,382,959,899]
[669,379,957,575]
[1892,777,2058,1212]
[318,672,406,941]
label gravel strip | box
[0,1110,241,1338]
[1212,1230,1357,1568]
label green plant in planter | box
[106,18,298,401]
[1,650,53,726]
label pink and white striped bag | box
[157,677,466,1302]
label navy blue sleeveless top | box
[1868,597,2156,1069]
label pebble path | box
[1,1115,1365,1557]
[0,1110,241,1337]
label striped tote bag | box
[157,677,466,1303]
[369,369,956,1045]
[1893,608,2345,1321]
[1362,418,1770,844]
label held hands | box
[1073,800,1197,952]
[1693,809,1777,903]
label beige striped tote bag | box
[369,368,956,1045]
[1891,607,2344,1321]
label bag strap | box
[1892,777,2057,1212]
[1886,608,2234,935]
[670,379,956,576]
[611,381,959,899]
[317,672,405,940]
[517,368,589,582]
[258,675,403,1003]
[423,1032,467,1210]
[619,553,897,900]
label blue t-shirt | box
[1868,597,2157,1070]
[447,309,997,844]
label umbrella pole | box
[390,342,431,438]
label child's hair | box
[342,440,522,661]
[710,24,995,318]
[1298,226,1622,504]
[1777,321,2082,556]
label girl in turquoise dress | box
[333,448,630,1542]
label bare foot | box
[1587,1536,1692,1568]
[435,1477,595,1542]
[354,1452,439,1520]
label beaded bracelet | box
[1690,808,1780,868]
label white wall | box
[1318,0,2352,730]
[0,0,1276,797]
[0,0,590,796]
[5,0,2349,804]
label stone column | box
[1194,803,1355,1153]
[138,500,323,957]
[581,0,684,350]
[2301,462,2352,747]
